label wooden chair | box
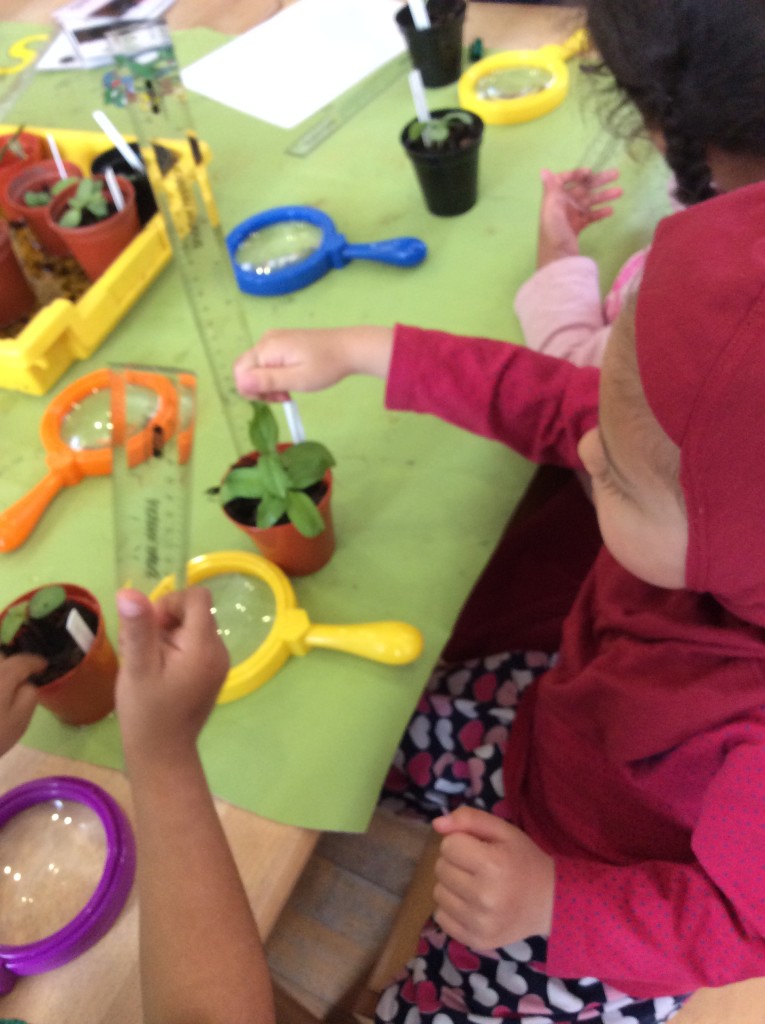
[325,833,439,1024]
[322,825,765,1024]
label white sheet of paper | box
[181,0,406,129]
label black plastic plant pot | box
[401,108,484,217]
[395,0,466,87]
[91,143,176,227]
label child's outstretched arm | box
[432,806,555,949]
[115,587,275,1024]
[0,652,43,756]
[234,325,394,401]
[537,167,622,268]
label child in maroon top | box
[234,185,765,1024]
[231,1,765,1020]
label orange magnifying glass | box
[0,368,179,553]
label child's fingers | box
[588,207,616,224]
[434,805,512,843]
[589,166,620,184]
[591,186,623,206]
[0,652,47,688]
[117,589,161,679]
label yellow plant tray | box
[0,123,211,396]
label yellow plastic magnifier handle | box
[301,621,424,665]
[0,470,67,553]
[555,28,589,61]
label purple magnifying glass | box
[0,776,135,993]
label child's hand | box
[0,652,43,756]
[537,167,622,268]
[115,588,230,769]
[233,326,394,402]
[432,806,555,949]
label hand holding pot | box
[234,325,395,400]
[115,587,230,767]
[0,652,44,753]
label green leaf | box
[280,442,335,489]
[1,603,28,646]
[87,190,109,219]
[0,126,27,163]
[50,176,79,196]
[422,120,450,147]
[24,189,51,207]
[248,401,279,453]
[218,466,265,504]
[286,490,325,538]
[59,207,81,228]
[29,585,67,619]
[446,111,474,127]
[256,492,287,529]
[257,452,289,499]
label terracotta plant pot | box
[395,0,466,87]
[0,584,117,726]
[0,159,84,255]
[401,107,484,216]
[0,131,44,196]
[91,142,177,226]
[222,448,336,577]
[0,220,37,330]
[45,175,140,281]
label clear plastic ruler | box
[106,18,252,456]
[110,364,195,594]
[286,51,409,158]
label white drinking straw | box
[408,69,431,123]
[92,108,145,173]
[46,132,68,179]
[282,399,306,444]
[409,0,431,30]
[104,166,125,211]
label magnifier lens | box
[0,799,106,945]
[61,385,161,451]
[207,572,276,665]
[234,221,324,276]
[476,64,555,100]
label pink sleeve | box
[547,730,765,993]
[514,256,611,368]
[385,324,599,469]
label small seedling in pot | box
[405,110,475,149]
[210,401,335,538]
[58,177,112,227]
[0,584,96,686]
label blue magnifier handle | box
[342,237,427,268]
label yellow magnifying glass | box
[458,29,588,126]
[151,550,424,703]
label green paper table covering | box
[0,23,671,831]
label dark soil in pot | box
[405,115,482,155]
[220,479,329,528]
[1,598,98,687]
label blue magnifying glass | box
[226,205,427,296]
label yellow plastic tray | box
[0,123,211,396]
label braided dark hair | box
[582,0,765,205]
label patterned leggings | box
[377,652,688,1024]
